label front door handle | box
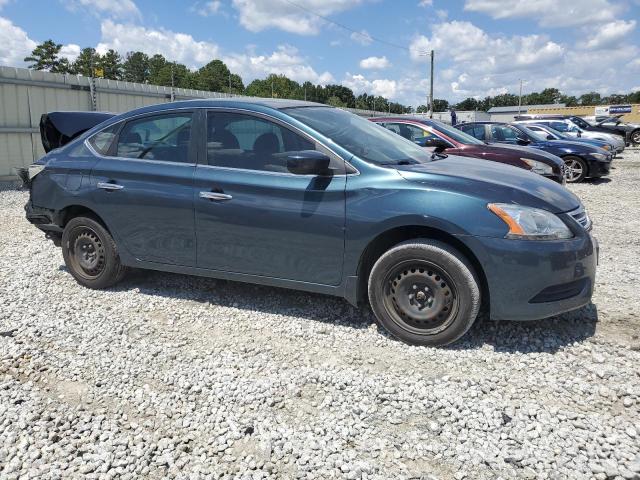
[97,182,124,191]
[199,191,232,201]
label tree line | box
[23,40,412,114]
[419,88,640,113]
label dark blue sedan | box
[22,99,597,346]
[458,121,613,183]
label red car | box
[370,117,565,183]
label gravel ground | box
[1,151,639,480]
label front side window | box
[116,113,193,163]
[490,125,520,141]
[285,107,431,166]
[206,111,317,172]
[88,123,120,155]
[549,121,569,132]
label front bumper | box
[587,157,612,177]
[461,231,597,321]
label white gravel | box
[1,150,639,479]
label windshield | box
[531,125,564,139]
[516,125,547,142]
[285,107,432,165]
[429,120,485,145]
[570,116,591,129]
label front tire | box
[563,156,588,183]
[368,240,480,346]
[61,216,127,289]
[631,129,640,146]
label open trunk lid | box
[40,111,115,153]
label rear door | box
[90,111,197,266]
[193,110,347,286]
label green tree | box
[97,49,122,80]
[24,40,70,73]
[324,84,356,108]
[71,47,100,76]
[326,95,347,108]
[152,62,197,89]
[454,98,481,110]
[578,91,602,106]
[122,51,150,83]
[196,59,237,92]
[245,74,299,99]
[432,99,449,112]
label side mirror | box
[516,137,530,145]
[417,136,450,151]
[286,150,332,175]
[546,134,555,140]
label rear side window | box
[459,124,485,140]
[549,121,569,132]
[206,111,317,172]
[116,113,193,163]
[491,125,519,141]
[88,123,120,155]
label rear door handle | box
[97,182,124,191]
[199,191,232,201]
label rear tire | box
[631,129,640,146]
[61,216,128,289]
[368,240,480,347]
[563,156,588,183]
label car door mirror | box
[547,134,555,140]
[516,137,530,145]
[286,150,332,175]
[417,136,450,151]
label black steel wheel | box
[62,216,128,289]
[368,240,480,346]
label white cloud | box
[0,0,10,10]
[435,9,448,20]
[359,55,390,69]
[464,0,620,27]
[66,0,140,19]
[195,0,222,16]
[96,20,221,69]
[59,44,81,62]
[418,0,432,6]
[231,0,364,35]
[343,73,399,99]
[350,29,373,46]
[0,17,37,66]
[584,20,636,50]
[223,45,334,85]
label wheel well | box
[58,205,108,231]
[356,226,490,313]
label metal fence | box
[0,66,391,179]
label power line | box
[280,0,413,52]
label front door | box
[90,111,197,266]
[194,110,346,286]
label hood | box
[481,143,563,166]
[395,155,580,214]
[536,139,601,153]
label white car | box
[515,119,625,154]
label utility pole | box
[170,62,175,102]
[518,79,523,114]
[271,79,274,98]
[429,49,434,119]
[229,73,232,94]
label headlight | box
[590,152,608,160]
[520,158,553,175]
[488,203,573,240]
[601,144,611,150]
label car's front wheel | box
[61,216,128,289]
[563,156,588,183]
[368,240,480,346]
[631,129,640,146]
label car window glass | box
[88,123,119,155]
[491,125,519,141]
[470,125,486,140]
[398,124,427,141]
[382,123,401,134]
[206,111,319,173]
[549,121,568,132]
[116,114,192,162]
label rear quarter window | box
[88,123,120,155]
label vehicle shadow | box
[86,267,598,355]
[585,177,611,185]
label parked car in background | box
[370,116,565,183]
[21,99,597,347]
[518,123,615,154]
[583,115,640,146]
[516,114,630,148]
[458,122,613,183]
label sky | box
[0,0,639,107]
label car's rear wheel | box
[368,240,480,346]
[62,216,127,289]
[563,156,588,183]
[631,129,640,146]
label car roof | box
[113,97,329,120]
